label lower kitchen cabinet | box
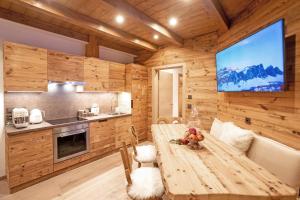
[114,116,132,148]
[6,129,53,188]
[89,119,115,156]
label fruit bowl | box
[170,128,204,150]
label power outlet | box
[187,104,192,109]
[245,117,251,125]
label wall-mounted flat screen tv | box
[216,19,285,92]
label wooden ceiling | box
[0,0,254,55]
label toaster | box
[12,108,29,128]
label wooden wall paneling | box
[48,50,84,82]
[84,58,109,91]
[109,62,126,91]
[141,33,218,138]
[89,120,115,156]
[217,0,300,149]
[114,116,132,148]
[126,64,148,141]
[4,41,48,92]
[6,129,53,188]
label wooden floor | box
[0,147,144,200]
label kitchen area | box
[3,41,148,192]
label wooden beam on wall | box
[0,6,89,42]
[204,0,230,33]
[102,0,183,46]
[15,0,158,51]
[85,35,99,57]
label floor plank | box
[0,146,146,200]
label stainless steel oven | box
[53,123,90,163]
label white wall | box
[99,46,135,64]
[0,18,136,177]
[172,70,179,117]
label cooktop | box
[47,117,87,125]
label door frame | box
[151,63,186,124]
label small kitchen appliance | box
[12,108,29,128]
[29,109,44,124]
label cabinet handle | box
[98,119,108,123]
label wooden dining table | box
[151,124,297,200]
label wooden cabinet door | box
[48,50,84,82]
[126,64,148,141]
[4,42,48,92]
[89,120,115,156]
[114,116,132,148]
[6,129,53,188]
[132,79,148,140]
[84,58,109,91]
[109,62,125,91]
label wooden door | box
[109,62,125,91]
[4,42,48,91]
[89,120,115,156]
[6,129,53,188]
[48,50,84,82]
[158,71,173,118]
[84,58,109,91]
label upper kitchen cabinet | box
[109,62,126,91]
[4,42,48,92]
[84,58,109,91]
[48,50,84,82]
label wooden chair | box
[120,142,164,200]
[156,117,169,124]
[128,126,157,168]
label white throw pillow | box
[210,118,224,139]
[219,122,254,153]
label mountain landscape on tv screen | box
[217,64,284,92]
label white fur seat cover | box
[128,167,164,199]
[135,145,156,163]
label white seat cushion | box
[210,118,224,139]
[219,122,254,153]
[247,134,300,189]
[135,145,156,163]
[128,167,164,199]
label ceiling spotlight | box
[115,15,124,24]
[169,17,178,26]
[153,34,159,40]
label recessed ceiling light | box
[169,17,178,26]
[153,34,159,40]
[169,17,177,26]
[115,15,124,24]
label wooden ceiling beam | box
[14,0,158,51]
[0,6,89,42]
[102,0,183,46]
[204,0,230,33]
[0,6,139,55]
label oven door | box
[54,128,90,163]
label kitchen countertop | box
[6,113,132,135]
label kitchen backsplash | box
[5,84,126,121]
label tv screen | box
[216,19,285,92]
